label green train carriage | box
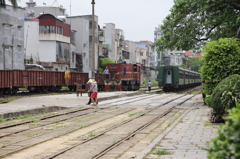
[158,66,201,92]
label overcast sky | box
[16,0,174,42]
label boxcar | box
[67,72,89,91]
[158,66,201,92]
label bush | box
[141,81,158,87]
[206,102,240,159]
[210,74,240,122]
[99,57,115,69]
[201,38,240,95]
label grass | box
[32,118,41,122]
[88,133,95,137]
[148,149,172,155]
[52,118,59,122]
[192,91,200,94]
[128,113,137,117]
[0,97,20,104]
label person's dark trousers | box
[87,92,92,104]
[148,87,151,92]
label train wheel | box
[12,88,18,95]
[0,90,3,97]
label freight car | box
[158,66,201,92]
[0,69,106,96]
[104,63,143,91]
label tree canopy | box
[180,57,202,72]
[155,0,240,51]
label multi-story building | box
[115,29,124,63]
[66,15,99,73]
[24,13,72,71]
[135,41,153,67]
[102,23,116,62]
[123,40,137,64]
[0,4,25,69]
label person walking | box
[148,80,152,92]
[86,79,93,105]
[88,79,98,106]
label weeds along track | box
[0,93,155,157]
[0,94,153,134]
[44,93,199,159]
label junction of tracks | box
[0,87,219,159]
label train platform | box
[137,94,220,159]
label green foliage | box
[98,57,115,73]
[142,80,158,86]
[206,102,240,158]
[180,57,202,72]
[201,38,240,94]
[210,74,240,122]
[155,0,240,51]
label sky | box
[15,0,174,42]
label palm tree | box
[0,0,17,8]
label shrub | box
[201,38,240,95]
[206,102,240,159]
[210,74,240,122]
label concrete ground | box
[136,95,219,159]
[0,90,219,159]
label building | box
[24,0,67,18]
[135,41,153,67]
[66,15,99,73]
[24,14,72,71]
[102,23,116,62]
[0,4,25,69]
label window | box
[4,24,11,30]
[56,26,63,35]
[140,52,143,56]
[39,25,56,33]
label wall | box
[39,41,56,62]
[24,21,39,63]
[0,5,25,69]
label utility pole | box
[90,0,95,79]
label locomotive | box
[104,63,143,91]
[158,65,201,92]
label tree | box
[155,0,240,51]
[201,38,240,94]
[181,57,202,72]
[0,0,17,8]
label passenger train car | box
[158,66,201,92]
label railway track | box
[1,87,202,158]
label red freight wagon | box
[22,70,47,92]
[105,63,142,91]
[0,70,13,95]
[45,71,65,92]
[68,72,89,91]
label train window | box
[134,66,137,71]
[124,67,126,75]
[168,70,171,75]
